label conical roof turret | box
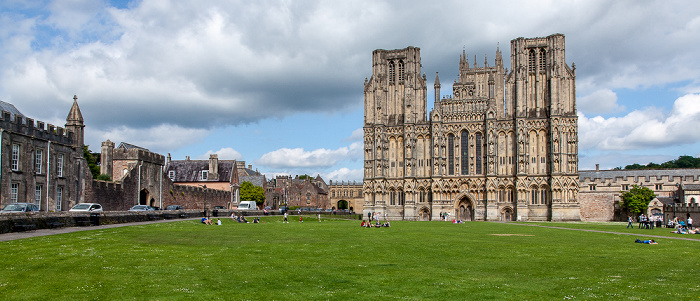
[66,95,83,124]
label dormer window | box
[168,170,175,181]
[201,170,208,180]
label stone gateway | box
[363,34,580,221]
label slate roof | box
[681,183,700,191]
[165,159,265,186]
[165,160,232,182]
[117,142,149,151]
[0,100,24,120]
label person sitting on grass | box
[201,217,212,225]
[253,217,259,223]
[216,218,221,225]
[361,220,366,227]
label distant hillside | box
[618,155,700,170]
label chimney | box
[595,164,599,172]
[248,164,252,170]
[209,154,219,179]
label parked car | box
[1,203,39,213]
[69,203,103,212]
[165,205,183,210]
[213,206,225,210]
[129,205,155,211]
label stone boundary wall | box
[0,210,363,234]
[663,203,700,224]
[0,210,203,234]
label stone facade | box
[328,180,363,212]
[363,34,580,221]
[0,97,89,212]
[578,167,700,221]
[266,175,329,209]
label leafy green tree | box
[619,185,656,214]
[240,181,265,207]
[83,145,100,178]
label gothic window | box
[461,131,468,175]
[531,189,538,204]
[475,133,483,174]
[528,49,536,72]
[398,60,405,81]
[399,192,405,205]
[539,49,546,72]
[388,61,396,83]
[448,134,455,175]
[390,191,396,205]
[541,189,548,205]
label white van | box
[237,201,257,210]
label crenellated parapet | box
[0,110,74,146]
[112,148,165,165]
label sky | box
[1,0,700,183]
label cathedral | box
[363,34,580,221]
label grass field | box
[1,217,698,300]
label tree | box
[83,145,100,178]
[240,181,265,207]
[619,185,656,215]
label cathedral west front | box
[363,34,581,221]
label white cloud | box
[347,128,363,141]
[256,142,362,169]
[578,89,624,115]
[579,93,700,151]
[90,124,210,153]
[197,147,243,160]
[322,168,363,183]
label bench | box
[12,219,37,232]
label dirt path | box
[509,222,700,242]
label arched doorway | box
[457,197,474,221]
[418,207,430,221]
[337,200,348,210]
[501,207,514,221]
[139,189,150,205]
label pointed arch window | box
[539,49,546,72]
[398,60,405,81]
[388,61,396,83]
[475,133,483,174]
[528,49,536,72]
[448,134,455,175]
[460,131,468,175]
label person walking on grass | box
[627,216,633,229]
[283,212,288,223]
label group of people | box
[669,216,698,234]
[627,214,663,229]
[360,219,390,228]
[439,212,451,221]
[200,217,222,225]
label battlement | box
[113,148,165,165]
[328,180,361,186]
[0,110,74,145]
[579,169,700,185]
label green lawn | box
[1,217,698,300]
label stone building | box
[363,34,580,221]
[164,158,265,209]
[578,167,700,221]
[266,175,329,209]
[328,180,363,212]
[0,97,89,212]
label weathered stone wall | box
[578,192,615,221]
